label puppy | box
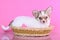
[9,7,52,28]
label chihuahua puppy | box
[9,7,52,28]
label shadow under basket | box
[11,26,52,36]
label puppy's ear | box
[45,6,52,15]
[32,10,39,18]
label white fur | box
[1,25,9,31]
[41,11,45,15]
[11,16,50,28]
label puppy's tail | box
[8,20,13,26]
[1,25,10,31]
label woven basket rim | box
[11,25,52,30]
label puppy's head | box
[32,7,52,24]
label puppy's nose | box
[43,21,45,23]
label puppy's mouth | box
[40,21,46,24]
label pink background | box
[0,0,60,40]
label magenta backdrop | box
[0,0,60,40]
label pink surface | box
[0,0,60,40]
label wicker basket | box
[10,25,52,36]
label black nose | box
[43,21,45,23]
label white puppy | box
[9,7,52,28]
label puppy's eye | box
[39,17,42,20]
[45,17,48,19]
